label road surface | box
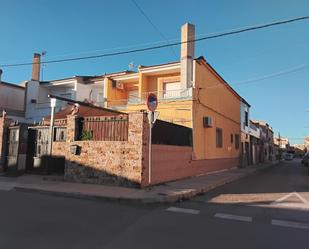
[0,159,308,249]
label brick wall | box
[52,112,149,187]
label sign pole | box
[49,98,56,155]
[149,112,153,185]
[146,93,158,185]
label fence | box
[79,115,129,141]
[152,120,192,146]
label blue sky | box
[1,0,309,144]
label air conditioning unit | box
[203,116,213,128]
[116,82,124,90]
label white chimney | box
[180,23,195,89]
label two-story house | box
[98,23,243,165]
[25,54,109,122]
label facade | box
[251,120,275,163]
[25,54,107,122]
[274,136,289,149]
[249,120,260,165]
[240,99,251,167]
[102,23,242,164]
[0,78,25,121]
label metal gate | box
[26,126,65,174]
[6,124,29,172]
[6,126,19,171]
[32,127,50,168]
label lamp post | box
[49,98,56,155]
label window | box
[244,111,249,127]
[231,134,233,144]
[163,82,181,99]
[216,128,223,148]
[127,89,139,103]
[235,134,240,149]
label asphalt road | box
[0,159,309,249]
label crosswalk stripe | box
[166,207,200,215]
[214,213,252,222]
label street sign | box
[146,93,158,112]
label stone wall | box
[0,116,10,172]
[52,112,149,187]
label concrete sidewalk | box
[0,162,277,203]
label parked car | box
[283,153,294,161]
[301,153,309,167]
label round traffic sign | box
[146,93,158,112]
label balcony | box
[108,88,192,109]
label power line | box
[130,0,177,57]
[1,15,309,68]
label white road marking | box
[214,213,252,222]
[271,219,309,230]
[272,192,309,205]
[166,207,200,215]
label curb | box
[13,162,278,204]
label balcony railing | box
[109,88,192,107]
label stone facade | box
[0,116,10,172]
[52,112,149,187]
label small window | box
[216,128,223,148]
[244,111,249,127]
[235,134,240,149]
[231,134,233,144]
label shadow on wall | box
[32,155,141,188]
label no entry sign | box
[146,93,158,112]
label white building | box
[240,99,251,166]
[24,54,121,122]
[0,70,25,121]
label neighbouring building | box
[0,69,25,121]
[274,136,289,149]
[249,120,260,165]
[24,53,112,122]
[240,99,251,167]
[251,120,275,163]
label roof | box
[45,104,126,120]
[0,81,25,90]
[40,71,136,84]
[138,61,179,69]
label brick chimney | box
[180,23,195,89]
[31,53,41,81]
